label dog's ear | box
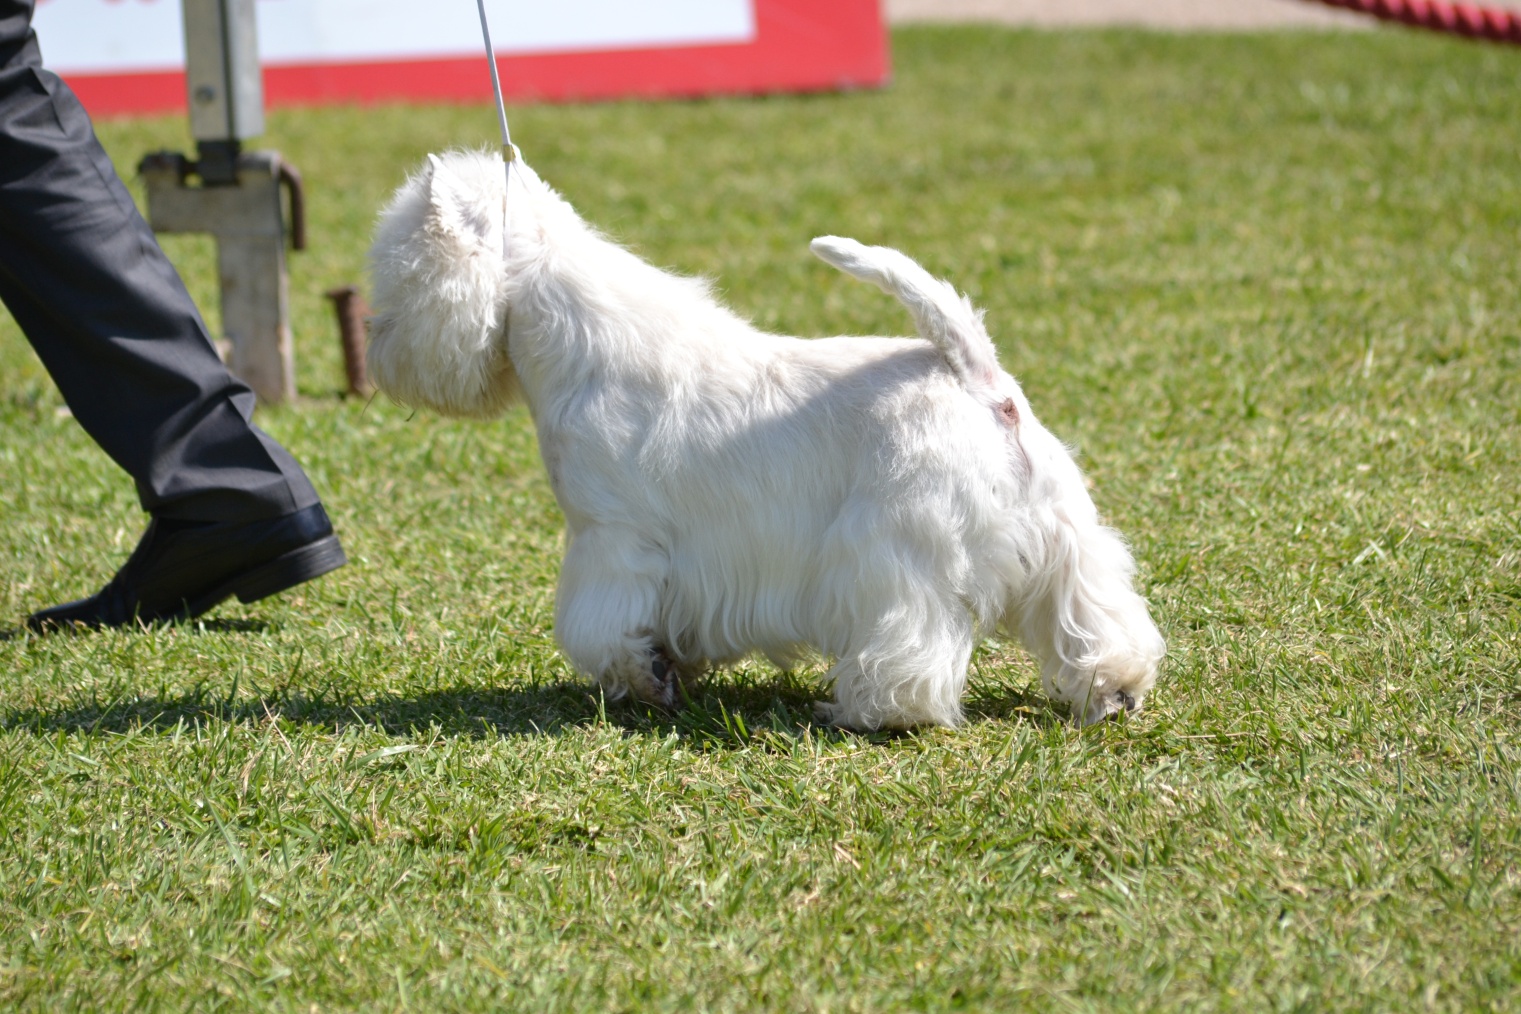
[424,153,499,251]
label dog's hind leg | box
[554,526,682,709]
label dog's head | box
[367,150,524,418]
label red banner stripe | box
[59,0,888,119]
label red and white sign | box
[32,0,888,118]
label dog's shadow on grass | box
[0,666,1062,745]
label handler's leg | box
[0,3,345,628]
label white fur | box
[368,150,1165,728]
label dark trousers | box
[0,0,317,523]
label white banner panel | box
[33,0,756,75]
[33,0,183,72]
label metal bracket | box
[139,149,306,404]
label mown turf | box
[2,25,1519,1012]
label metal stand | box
[138,0,305,405]
[139,150,305,404]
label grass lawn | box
[2,24,1520,1012]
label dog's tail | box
[810,236,1001,389]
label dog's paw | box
[625,647,688,711]
[813,701,867,730]
[1080,689,1143,726]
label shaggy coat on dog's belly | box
[367,150,1164,729]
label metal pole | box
[139,1,304,405]
[183,0,264,183]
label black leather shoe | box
[27,503,347,631]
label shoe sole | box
[177,534,349,620]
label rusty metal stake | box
[326,285,371,398]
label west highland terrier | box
[367,151,1164,728]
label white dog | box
[367,151,1163,728]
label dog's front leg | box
[817,592,977,731]
[554,525,683,709]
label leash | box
[474,0,519,163]
[474,0,520,256]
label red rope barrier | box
[1308,0,1521,44]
